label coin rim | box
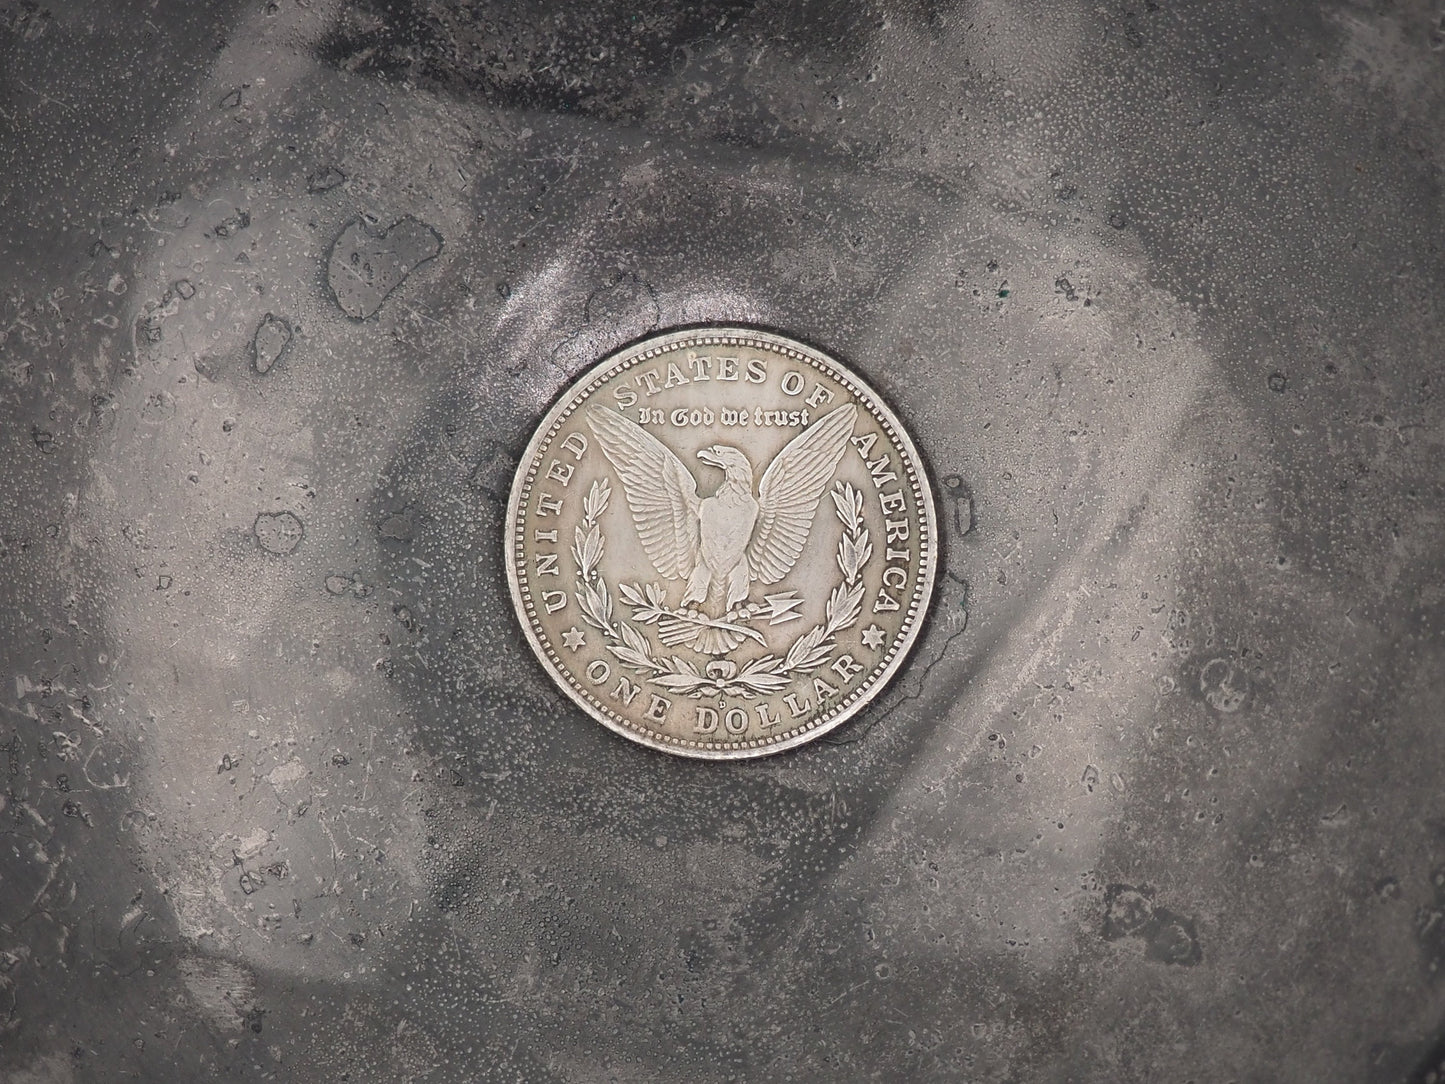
[504,326,938,759]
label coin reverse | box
[505,327,938,758]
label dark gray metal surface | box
[1,1,1443,1080]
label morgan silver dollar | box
[505,328,938,758]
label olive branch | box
[572,477,871,700]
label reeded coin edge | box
[504,328,938,759]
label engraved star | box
[561,626,587,651]
[860,624,886,651]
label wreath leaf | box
[651,673,711,692]
[608,644,656,671]
[618,620,652,657]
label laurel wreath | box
[572,477,871,700]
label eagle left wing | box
[586,406,701,581]
[746,403,858,584]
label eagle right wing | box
[747,403,858,584]
[585,406,701,581]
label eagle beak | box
[697,446,722,467]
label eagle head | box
[697,445,754,485]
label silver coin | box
[505,328,939,758]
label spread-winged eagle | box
[586,402,858,653]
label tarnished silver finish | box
[506,328,938,757]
